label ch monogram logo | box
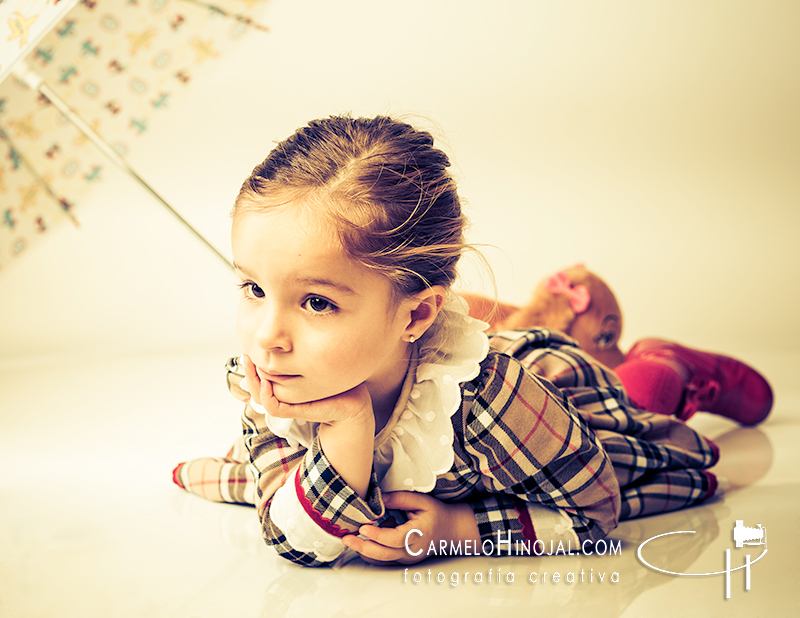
[637,520,768,599]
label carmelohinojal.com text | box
[404,529,622,559]
[402,530,622,587]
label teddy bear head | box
[501,264,626,368]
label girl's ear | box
[403,286,446,341]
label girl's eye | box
[595,331,616,348]
[303,296,336,314]
[239,282,265,299]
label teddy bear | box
[460,265,773,426]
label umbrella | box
[0,0,269,273]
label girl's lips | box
[257,368,300,382]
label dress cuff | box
[472,494,525,544]
[268,437,384,563]
[472,495,581,552]
[269,468,347,562]
[520,503,580,548]
[297,436,385,532]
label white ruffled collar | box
[251,293,490,493]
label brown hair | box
[232,115,469,298]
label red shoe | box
[619,338,774,425]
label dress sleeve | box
[460,351,621,551]
[242,404,385,567]
[170,358,260,504]
[171,436,255,505]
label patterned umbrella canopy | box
[0,0,268,273]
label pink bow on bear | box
[544,271,591,314]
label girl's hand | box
[242,354,375,499]
[342,492,481,566]
[241,354,373,426]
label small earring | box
[408,335,416,344]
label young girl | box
[173,115,727,567]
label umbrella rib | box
[178,0,270,33]
[0,126,80,227]
[13,64,234,272]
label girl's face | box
[232,205,413,411]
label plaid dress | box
[173,328,718,567]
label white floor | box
[1,349,797,618]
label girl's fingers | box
[241,355,261,404]
[260,380,319,420]
[240,357,290,416]
[269,383,374,423]
[259,380,317,420]
[244,370,374,425]
[259,379,283,416]
[243,356,286,415]
[357,524,405,549]
[343,534,411,564]
[383,491,433,512]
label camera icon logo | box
[733,520,766,548]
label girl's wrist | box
[446,502,481,546]
[318,411,375,452]
[317,409,376,500]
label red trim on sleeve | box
[293,468,351,538]
[701,471,719,502]
[514,500,537,543]
[172,463,185,489]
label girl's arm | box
[242,356,384,566]
[311,386,375,500]
[243,354,376,499]
[243,406,385,567]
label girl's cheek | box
[235,306,257,349]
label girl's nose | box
[254,308,292,352]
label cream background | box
[1,2,799,617]
[1,0,798,364]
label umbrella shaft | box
[13,64,233,272]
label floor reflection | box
[708,426,773,489]
[167,415,787,617]
[2,354,793,617]
[240,500,734,617]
